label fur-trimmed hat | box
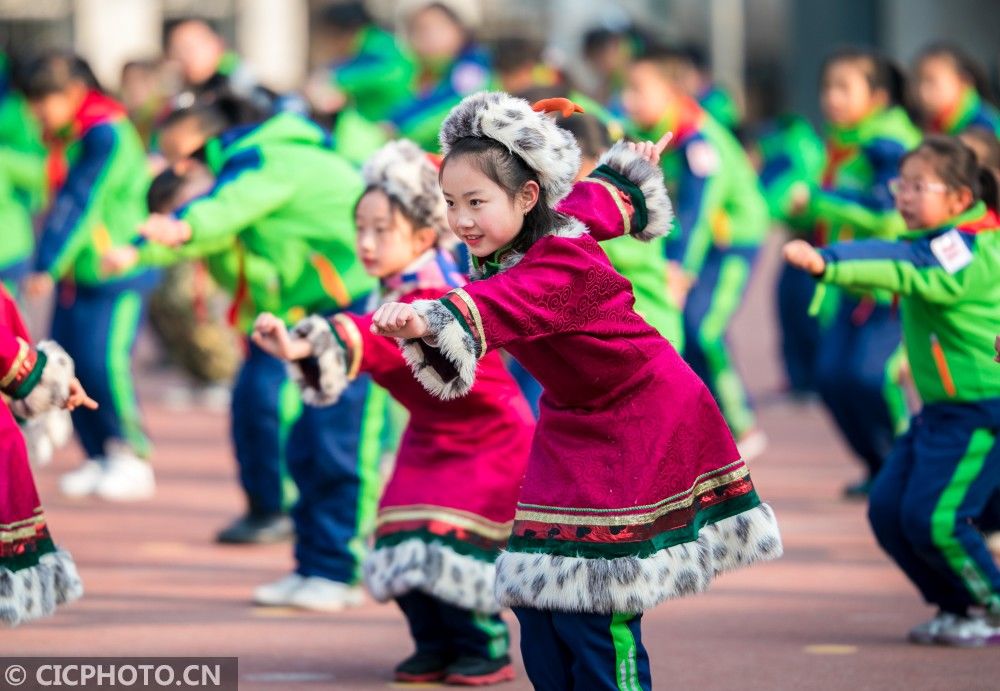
[361,139,449,236]
[439,92,582,205]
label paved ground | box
[8,239,1000,690]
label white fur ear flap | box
[286,315,352,407]
[593,140,675,241]
[399,299,478,400]
[8,341,74,420]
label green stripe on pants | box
[931,427,1000,611]
[347,383,388,583]
[696,253,754,437]
[107,290,149,457]
[610,612,641,691]
[277,377,303,511]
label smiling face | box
[439,155,538,257]
[354,189,435,279]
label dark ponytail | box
[978,167,1000,212]
[901,135,999,212]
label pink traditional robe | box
[0,285,82,625]
[400,142,782,613]
[288,249,533,613]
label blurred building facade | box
[0,0,997,123]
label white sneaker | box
[197,384,231,412]
[936,613,1000,647]
[95,454,155,501]
[253,573,306,606]
[59,460,106,498]
[908,611,962,645]
[288,577,364,612]
[737,429,769,463]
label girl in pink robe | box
[1,284,91,626]
[252,140,533,686]
[371,93,783,690]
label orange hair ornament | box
[531,97,585,118]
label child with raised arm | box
[785,136,1000,646]
[252,139,534,685]
[371,93,782,690]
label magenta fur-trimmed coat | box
[399,141,783,614]
[287,249,534,613]
[0,286,83,626]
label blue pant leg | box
[288,374,381,582]
[437,599,509,660]
[776,263,820,393]
[512,607,573,691]
[506,357,541,418]
[842,305,904,473]
[868,422,971,613]
[978,493,1000,532]
[230,342,296,515]
[395,592,451,656]
[50,288,102,458]
[54,284,149,458]
[816,301,901,476]
[897,403,1000,613]
[682,249,723,394]
[551,610,651,691]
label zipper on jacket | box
[930,333,957,397]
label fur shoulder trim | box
[0,548,83,626]
[287,315,352,407]
[595,140,674,241]
[364,538,500,613]
[400,298,478,400]
[8,341,74,420]
[495,503,782,613]
[440,92,581,205]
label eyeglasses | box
[888,178,950,196]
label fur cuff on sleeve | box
[400,299,478,400]
[8,341,74,420]
[593,140,674,241]
[287,315,351,407]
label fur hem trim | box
[0,548,83,626]
[364,538,500,613]
[8,341,74,420]
[440,92,582,205]
[596,140,674,241]
[287,316,350,407]
[495,503,782,613]
[400,300,477,400]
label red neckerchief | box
[956,208,1000,234]
[45,90,127,195]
